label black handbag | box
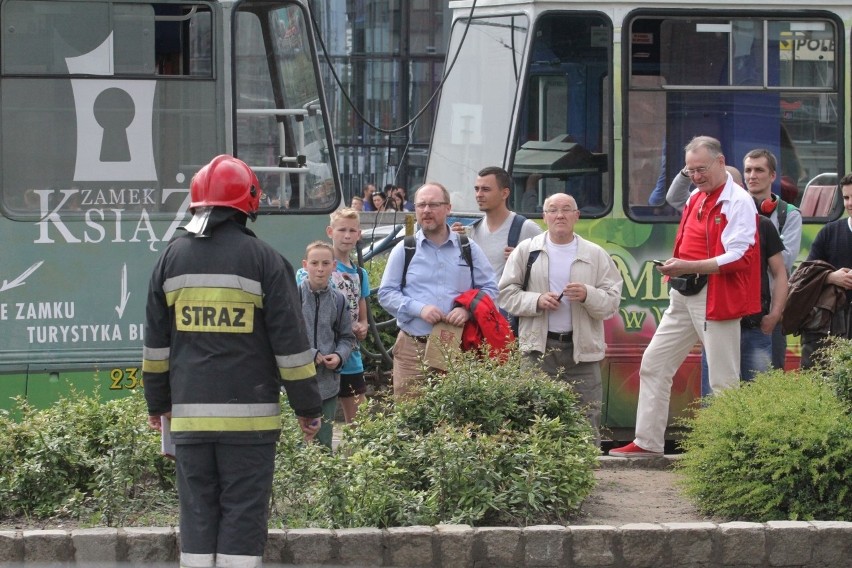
[669,273,708,296]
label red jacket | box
[454,289,514,361]
[674,181,761,320]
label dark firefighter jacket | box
[142,218,321,444]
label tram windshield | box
[425,14,529,213]
[0,0,337,220]
[234,2,336,212]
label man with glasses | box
[378,182,497,398]
[610,136,761,458]
[498,193,622,446]
[669,148,800,375]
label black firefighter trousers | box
[175,442,276,567]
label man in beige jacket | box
[498,193,622,445]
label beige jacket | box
[498,232,622,362]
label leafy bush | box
[0,348,598,529]
[677,370,852,521]
[811,337,852,412]
[272,349,599,527]
[0,390,176,525]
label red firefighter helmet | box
[190,155,262,219]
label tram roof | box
[449,0,852,12]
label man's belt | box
[404,331,429,343]
[547,331,573,342]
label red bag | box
[454,289,515,362]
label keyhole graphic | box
[93,88,135,162]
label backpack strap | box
[401,234,475,289]
[460,234,475,289]
[507,214,528,248]
[471,214,527,248]
[401,235,417,289]
[521,249,541,292]
[776,197,789,234]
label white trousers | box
[634,287,741,453]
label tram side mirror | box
[513,134,605,175]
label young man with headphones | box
[742,148,802,369]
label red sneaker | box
[608,442,662,458]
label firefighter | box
[142,155,322,568]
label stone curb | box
[2,457,849,567]
[1,521,850,567]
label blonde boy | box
[326,209,371,422]
[298,241,356,448]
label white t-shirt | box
[545,235,578,333]
[469,212,542,280]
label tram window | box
[512,13,611,217]
[1,1,212,77]
[234,4,338,213]
[626,15,841,221]
[1,0,217,220]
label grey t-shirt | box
[470,212,543,280]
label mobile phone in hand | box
[652,259,665,266]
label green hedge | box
[677,369,852,521]
[0,349,598,528]
[271,349,599,528]
[0,391,176,526]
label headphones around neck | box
[758,194,778,216]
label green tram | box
[0,0,341,411]
[428,0,849,441]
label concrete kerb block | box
[123,527,176,565]
[662,522,717,567]
[71,528,119,564]
[719,522,766,566]
[475,526,523,567]
[619,523,666,568]
[523,525,567,567]
[0,530,23,563]
[264,529,288,564]
[385,526,434,568]
[598,455,679,470]
[569,525,617,567]
[336,527,384,566]
[23,529,73,564]
[286,528,335,565]
[808,521,852,568]
[765,520,813,566]
[435,524,473,568]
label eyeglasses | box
[414,201,448,210]
[543,207,578,215]
[682,164,713,177]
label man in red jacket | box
[611,136,761,457]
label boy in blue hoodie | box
[298,241,356,448]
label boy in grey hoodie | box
[298,241,356,448]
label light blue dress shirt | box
[378,226,498,337]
